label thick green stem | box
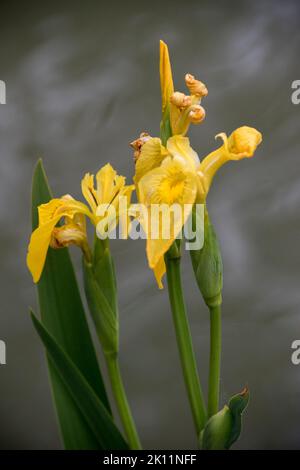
[208,305,222,417]
[165,255,207,436]
[106,355,142,450]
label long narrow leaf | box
[31,312,128,450]
[31,159,111,449]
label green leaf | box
[31,159,111,449]
[31,312,128,450]
[201,388,249,450]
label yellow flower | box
[134,135,199,288]
[132,127,262,288]
[27,164,133,283]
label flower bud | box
[170,91,192,108]
[190,206,223,308]
[185,73,208,97]
[188,105,206,124]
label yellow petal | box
[27,217,61,283]
[96,163,123,204]
[27,197,93,283]
[226,126,262,159]
[139,159,197,269]
[81,173,99,213]
[167,135,200,169]
[38,199,66,225]
[116,184,135,238]
[198,126,262,198]
[160,40,174,114]
[134,137,168,184]
[153,256,166,289]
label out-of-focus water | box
[0,0,300,449]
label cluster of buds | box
[170,73,207,135]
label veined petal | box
[81,173,99,213]
[96,163,125,205]
[160,40,174,114]
[134,137,168,184]
[167,135,200,169]
[139,158,197,206]
[115,184,135,239]
[138,159,197,270]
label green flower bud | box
[190,205,223,308]
[200,388,249,450]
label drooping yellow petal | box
[166,135,200,169]
[198,126,262,197]
[27,217,61,283]
[153,256,166,289]
[160,40,174,114]
[134,137,168,184]
[138,158,197,270]
[27,197,93,283]
[226,126,262,160]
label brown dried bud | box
[130,132,151,161]
[188,105,206,124]
[170,91,192,108]
[185,73,208,97]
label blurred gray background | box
[0,0,300,450]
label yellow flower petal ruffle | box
[166,135,200,170]
[134,137,168,184]
[27,197,92,283]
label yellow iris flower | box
[133,127,262,288]
[27,163,134,283]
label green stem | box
[165,255,207,436]
[208,305,222,417]
[106,355,142,450]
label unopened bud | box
[188,105,206,124]
[190,207,223,308]
[170,91,192,108]
[185,73,208,97]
